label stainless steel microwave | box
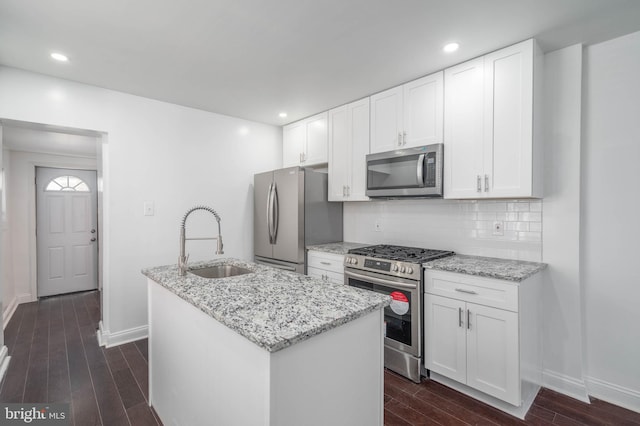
[366,144,444,198]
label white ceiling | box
[1,121,98,157]
[1,0,639,126]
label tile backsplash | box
[343,199,543,262]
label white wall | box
[0,67,282,343]
[0,133,5,344]
[343,199,542,262]
[582,31,640,411]
[1,148,16,326]
[4,150,97,313]
[540,44,588,401]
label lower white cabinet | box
[424,269,541,416]
[307,250,344,284]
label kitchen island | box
[142,258,390,426]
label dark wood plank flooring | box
[0,291,160,426]
[2,291,639,425]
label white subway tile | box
[508,202,530,212]
[518,231,542,242]
[477,212,496,221]
[529,222,542,232]
[530,201,542,212]
[506,222,530,231]
[519,212,542,222]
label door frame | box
[28,160,100,301]
[35,166,99,297]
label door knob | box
[90,237,97,242]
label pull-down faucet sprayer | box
[178,205,224,276]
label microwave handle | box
[416,154,425,187]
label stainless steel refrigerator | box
[254,167,343,273]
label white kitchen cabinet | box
[328,98,370,201]
[424,269,541,418]
[370,72,443,154]
[444,39,542,199]
[307,250,344,284]
[282,112,328,167]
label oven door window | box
[348,277,413,347]
[368,154,423,190]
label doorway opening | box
[0,119,106,328]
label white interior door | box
[36,167,98,297]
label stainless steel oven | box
[366,143,444,198]
[345,268,420,358]
[344,245,454,383]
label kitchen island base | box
[148,280,384,426]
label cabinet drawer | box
[307,251,344,274]
[307,266,344,285]
[424,270,518,312]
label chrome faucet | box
[178,205,224,276]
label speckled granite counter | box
[423,255,546,282]
[306,241,371,255]
[142,258,389,352]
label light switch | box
[144,201,155,216]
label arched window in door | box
[44,175,90,192]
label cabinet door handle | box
[477,175,482,192]
[455,288,478,295]
[342,185,346,197]
[398,132,403,146]
[320,261,331,266]
[403,131,407,145]
[467,309,471,329]
[347,186,350,196]
[458,307,463,328]
[484,174,489,192]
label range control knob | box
[406,267,414,274]
[351,257,358,265]
[391,264,399,272]
[400,266,406,273]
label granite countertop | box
[306,241,371,255]
[424,254,547,282]
[142,258,389,353]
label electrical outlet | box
[374,220,383,232]
[493,220,504,236]
[144,201,155,216]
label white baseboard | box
[0,346,10,383]
[97,320,148,348]
[587,376,640,414]
[542,369,590,403]
[3,293,34,329]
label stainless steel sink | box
[188,265,252,279]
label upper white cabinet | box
[444,39,542,199]
[282,112,328,167]
[370,72,443,154]
[328,98,370,201]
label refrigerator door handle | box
[267,182,274,244]
[272,183,279,244]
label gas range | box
[345,244,454,281]
[343,244,454,383]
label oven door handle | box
[344,270,417,290]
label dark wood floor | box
[0,291,161,426]
[384,367,640,425]
[2,291,639,426]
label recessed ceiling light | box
[50,52,69,62]
[278,112,287,118]
[443,43,460,53]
